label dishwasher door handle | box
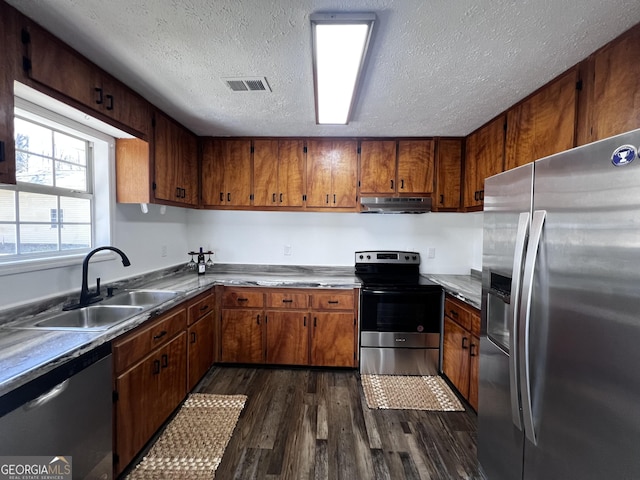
[23,379,70,411]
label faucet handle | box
[96,277,101,295]
[107,286,118,297]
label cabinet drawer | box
[223,288,264,308]
[444,296,472,331]
[188,291,214,325]
[312,291,354,310]
[113,307,187,373]
[266,291,309,309]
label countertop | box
[0,263,481,398]
[0,264,360,397]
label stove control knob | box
[412,255,417,260]
[405,255,409,260]
[366,255,371,260]
[359,254,364,260]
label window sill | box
[0,250,117,277]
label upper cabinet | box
[306,139,358,209]
[253,139,305,208]
[359,139,434,195]
[578,26,640,145]
[0,1,17,185]
[397,140,434,194]
[153,111,198,207]
[433,139,462,211]
[505,68,578,170]
[201,138,253,208]
[464,115,506,210]
[20,21,150,138]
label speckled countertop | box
[424,270,482,309]
[0,264,360,397]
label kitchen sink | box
[14,305,145,331]
[102,289,180,307]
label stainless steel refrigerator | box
[478,128,640,480]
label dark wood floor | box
[195,367,487,480]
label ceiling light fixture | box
[310,13,375,125]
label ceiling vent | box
[223,77,272,92]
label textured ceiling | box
[7,0,640,137]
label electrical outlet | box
[284,244,292,256]
[427,247,436,259]
[161,245,167,257]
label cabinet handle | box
[272,193,276,203]
[237,298,248,303]
[280,193,283,203]
[326,194,329,204]
[95,87,103,105]
[401,179,405,189]
[153,359,160,375]
[106,94,114,111]
[449,309,458,318]
[220,192,224,202]
[153,330,167,340]
[304,316,307,327]
[191,332,197,344]
[480,190,484,201]
[161,354,168,368]
[462,337,469,349]
[328,300,339,304]
[314,317,317,327]
[176,187,181,198]
[199,305,209,311]
[390,179,394,190]
[257,314,260,325]
[282,299,293,303]
[227,193,231,202]
[440,194,444,205]
[333,194,336,204]
[470,343,477,357]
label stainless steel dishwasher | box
[0,342,113,480]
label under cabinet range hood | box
[360,196,432,213]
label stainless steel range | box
[356,251,443,375]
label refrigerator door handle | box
[519,209,546,446]
[508,211,530,431]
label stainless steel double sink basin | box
[11,289,181,332]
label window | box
[0,91,115,269]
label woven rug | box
[361,374,464,411]
[127,393,247,479]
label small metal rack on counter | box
[187,251,214,272]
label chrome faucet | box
[64,246,131,310]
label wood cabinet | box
[265,310,309,365]
[220,287,264,363]
[21,21,150,137]
[187,291,215,390]
[153,111,198,206]
[201,138,253,207]
[578,26,640,145]
[359,140,434,195]
[442,295,480,410]
[253,139,305,208]
[397,140,434,194]
[505,69,578,170]
[433,138,462,210]
[113,307,188,475]
[310,290,357,367]
[306,139,358,209]
[464,115,506,209]
[0,1,17,185]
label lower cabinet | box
[187,313,215,391]
[220,287,358,367]
[442,295,480,410]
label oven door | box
[360,288,442,333]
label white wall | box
[188,210,483,274]
[0,204,189,309]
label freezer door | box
[523,129,640,479]
[479,163,533,480]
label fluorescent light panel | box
[311,13,375,125]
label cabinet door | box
[306,139,335,207]
[220,309,264,363]
[464,115,505,208]
[505,69,577,170]
[434,139,462,210]
[224,139,252,206]
[100,76,150,137]
[278,139,305,207]
[178,127,199,206]
[397,140,434,194]
[153,112,181,203]
[331,139,358,208]
[310,312,356,367]
[201,138,225,206]
[187,313,214,390]
[587,26,640,143]
[265,310,309,365]
[442,317,470,398]
[0,2,16,184]
[115,332,186,474]
[253,139,279,207]
[468,335,480,411]
[359,140,397,194]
